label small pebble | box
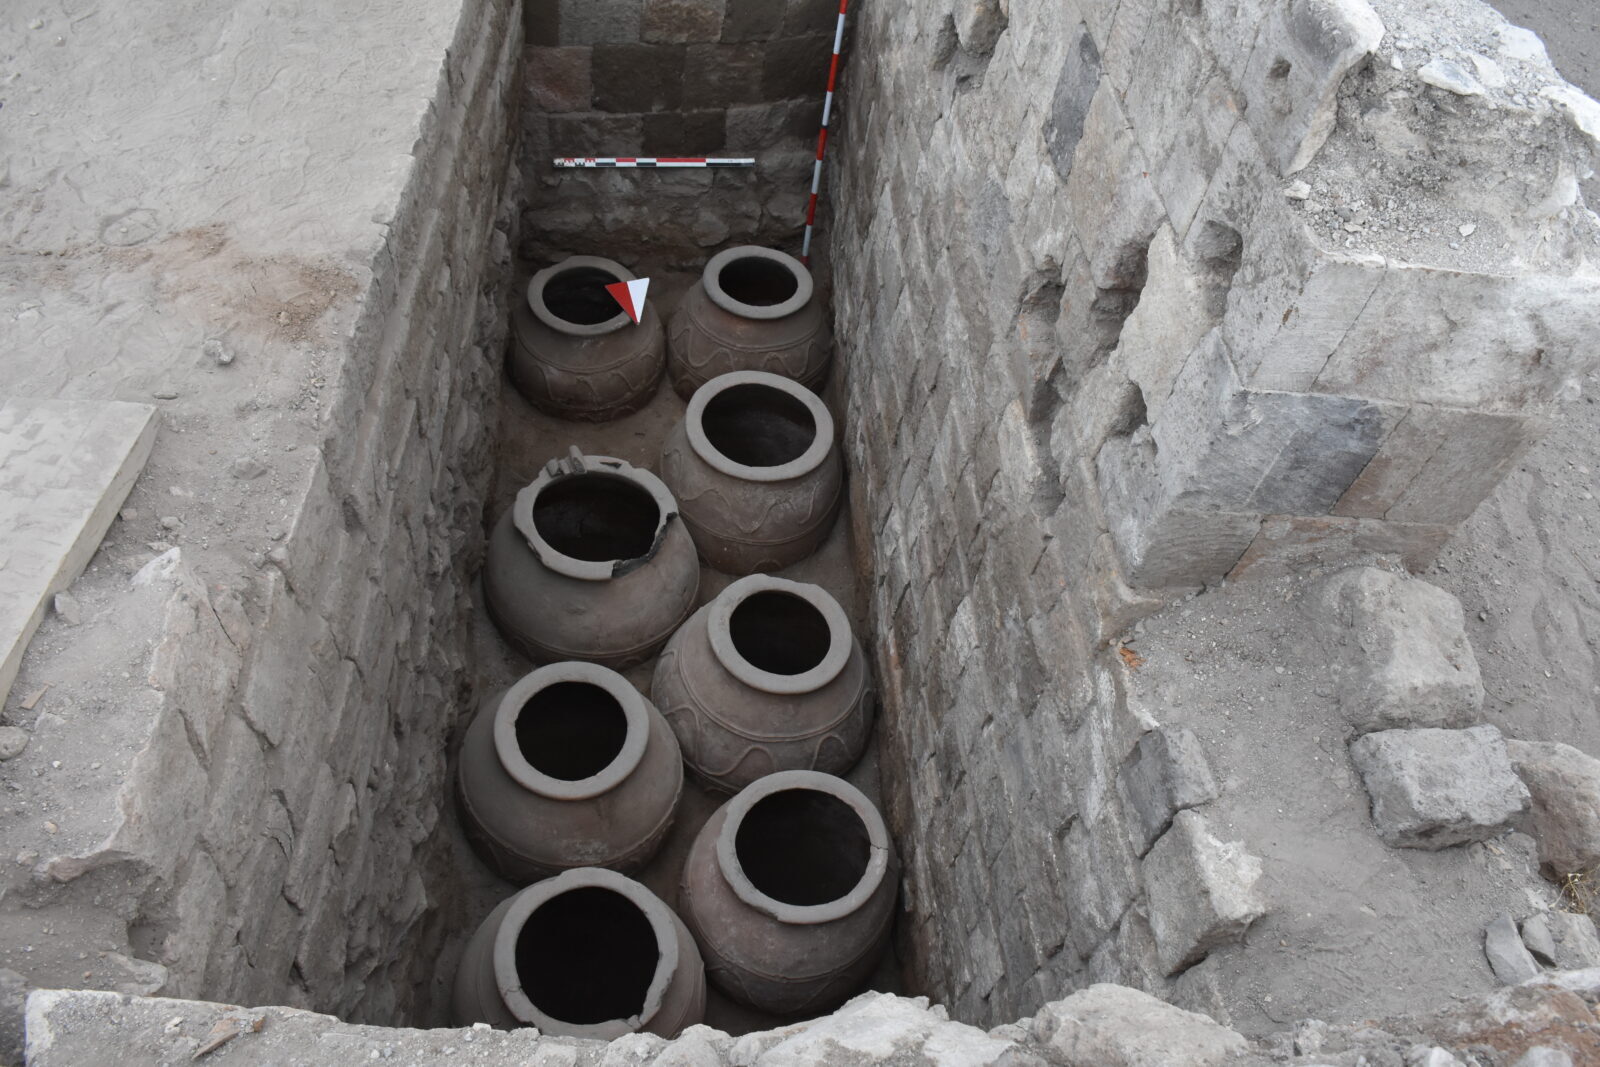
[0,728,29,761]
[151,389,179,400]
[231,457,269,480]
[1459,223,1477,237]
[52,591,82,625]
[42,821,57,835]
[203,338,235,366]
[160,516,182,531]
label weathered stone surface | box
[1142,810,1267,975]
[1484,913,1542,985]
[1316,567,1484,733]
[1118,727,1220,856]
[1505,740,1600,878]
[528,46,593,113]
[591,43,687,111]
[1521,911,1600,970]
[0,398,157,710]
[1030,984,1248,1067]
[642,0,725,43]
[1513,1048,1576,1067]
[1349,726,1529,849]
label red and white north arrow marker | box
[605,278,650,324]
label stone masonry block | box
[642,0,725,43]
[1334,405,1544,524]
[955,0,1008,57]
[684,42,766,108]
[1315,566,1484,733]
[1238,0,1385,175]
[1109,224,1223,427]
[1118,727,1221,857]
[761,34,832,99]
[1504,739,1600,878]
[526,47,592,113]
[591,44,686,112]
[1350,725,1529,849]
[643,110,726,154]
[1521,910,1600,970]
[1032,983,1249,1066]
[1143,810,1267,976]
[722,0,785,41]
[559,0,643,44]
[1228,515,1453,581]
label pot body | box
[508,256,664,421]
[452,872,706,1038]
[508,299,664,421]
[456,687,684,883]
[678,784,897,1015]
[666,261,831,399]
[659,414,842,575]
[483,496,699,670]
[652,601,871,793]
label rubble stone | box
[1142,810,1268,975]
[1521,911,1600,970]
[1030,984,1248,1067]
[1117,727,1221,856]
[1316,567,1485,733]
[1349,726,1529,849]
[1484,914,1541,985]
[1504,740,1600,878]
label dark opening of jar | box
[735,789,871,906]
[533,474,659,562]
[544,267,624,326]
[718,256,799,307]
[702,384,816,468]
[516,886,659,1024]
[729,591,830,675]
[515,682,628,781]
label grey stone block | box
[1316,566,1484,733]
[1484,913,1541,985]
[1031,984,1248,1067]
[1118,727,1220,856]
[1349,725,1528,850]
[1520,910,1600,970]
[1505,739,1600,879]
[722,0,785,41]
[1143,810,1267,976]
[591,44,687,112]
[642,0,725,43]
[559,0,643,44]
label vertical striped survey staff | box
[801,0,849,266]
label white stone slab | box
[0,397,157,708]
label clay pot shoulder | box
[652,575,872,793]
[660,370,843,574]
[667,246,832,399]
[509,255,665,421]
[484,450,700,670]
[456,661,684,882]
[678,771,897,1016]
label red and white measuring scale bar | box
[552,157,755,168]
[801,0,850,265]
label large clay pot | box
[453,867,706,1038]
[456,661,684,882]
[652,575,872,793]
[679,771,897,1015]
[508,255,664,421]
[484,449,699,669]
[660,371,843,574]
[666,246,832,399]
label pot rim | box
[702,246,813,321]
[492,661,651,801]
[513,449,680,582]
[707,575,852,694]
[492,867,680,1038]
[715,770,891,926]
[684,370,834,483]
[527,255,637,337]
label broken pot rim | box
[513,449,680,582]
[493,866,679,1038]
[702,245,813,321]
[707,574,853,695]
[684,370,834,483]
[492,660,651,800]
[527,254,637,337]
[715,770,891,926]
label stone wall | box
[830,0,1600,1028]
[0,0,523,1046]
[517,0,839,264]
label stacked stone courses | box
[833,0,1600,1028]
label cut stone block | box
[1484,913,1541,985]
[0,397,157,710]
[1031,983,1248,1067]
[1349,726,1528,849]
[1520,911,1600,970]
[1315,566,1484,732]
[1504,740,1600,879]
[1118,726,1221,856]
[1143,810,1267,975]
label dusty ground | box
[1489,0,1600,203]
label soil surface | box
[1488,0,1600,204]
